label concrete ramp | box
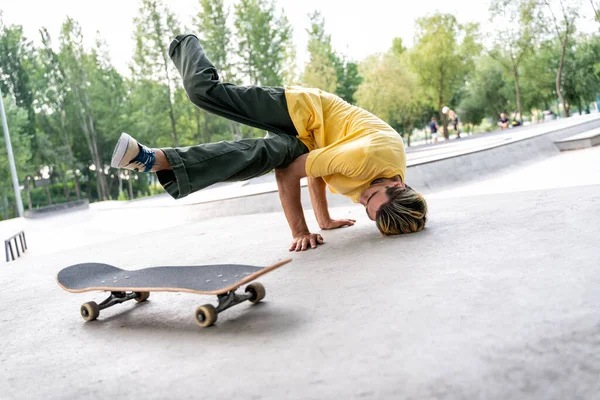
[408,115,600,192]
[554,127,600,151]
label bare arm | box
[275,154,323,251]
[307,176,331,228]
[308,176,355,230]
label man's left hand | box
[320,218,356,230]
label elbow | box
[275,167,291,182]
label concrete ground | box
[1,135,600,399]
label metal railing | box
[5,231,26,262]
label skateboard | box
[57,258,291,327]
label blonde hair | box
[375,185,428,235]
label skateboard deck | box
[57,258,291,327]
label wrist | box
[318,218,332,229]
[293,230,310,238]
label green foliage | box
[355,51,425,144]
[520,39,559,111]
[302,11,338,93]
[0,95,31,194]
[335,60,362,105]
[0,18,36,129]
[301,11,362,103]
[132,0,183,146]
[489,0,540,119]
[458,56,511,123]
[234,0,293,86]
[196,0,232,77]
[562,34,600,111]
[408,13,482,137]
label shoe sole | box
[111,132,132,168]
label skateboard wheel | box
[245,282,266,304]
[195,304,217,328]
[80,302,100,322]
[135,292,150,302]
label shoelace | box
[131,145,156,172]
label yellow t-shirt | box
[284,86,406,203]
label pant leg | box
[169,34,297,136]
[156,134,308,199]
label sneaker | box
[110,133,156,172]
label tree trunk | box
[196,109,203,144]
[43,185,53,205]
[161,49,179,147]
[84,95,109,200]
[72,169,82,200]
[72,83,109,201]
[513,66,523,122]
[203,112,211,144]
[24,178,33,210]
[229,121,241,141]
[556,38,569,117]
[438,67,448,139]
[167,100,179,147]
[62,175,71,202]
[3,195,9,220]
[61,112,78,201]
[127,172,134,200]
[118,173,123,197]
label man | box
[111,34,428,251]
[428,117,440,143]
[498,112,510,130]
[442,106,460,138]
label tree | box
[132,0,182,146]
[36,27,82,202]
[0,16,36,133]
[0,17,40,190]
[589,0,600,22]
[59,18,110,200]
[233,0,293,86]
[489,0,539,121]
[409,14,481,138]
[302,11,338,92]
[562,34,600,113]
[458,56,511,125]
[301,11,362,103]
[539,0,581,117]
[355,49,426,146]
[196,0,232,78]
[193,0,234,144]
[520,39,559,112]
[0,95,31,219]
[334,57,362,105]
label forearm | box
[276,170,309,237]
[307,177,331,229]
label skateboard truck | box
[78,282,266,328]
[80,291,150,322]
[195,282,265,328]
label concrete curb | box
[24,199,90,218]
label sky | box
[0,0,597,76]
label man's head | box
[359,177,428,235]
[431,117,437,122]
[500,112,506,119]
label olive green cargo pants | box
[156,34,308,199]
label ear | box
[390,181,405,188]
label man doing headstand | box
[111,34,428,251]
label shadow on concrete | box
[81,300,303,338]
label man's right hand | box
[289,232,324,252]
